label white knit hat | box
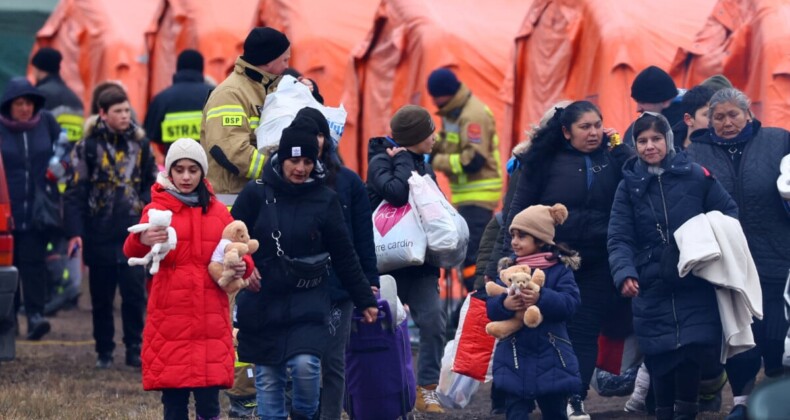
[165,138,208,176]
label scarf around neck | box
[165,189,200,207]
[709,121,754,146]
[516,252,557,270]
[0,113,42,132]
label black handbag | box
[263,183,331,289]
[32,180,63,234]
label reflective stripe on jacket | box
[431,84,502,209]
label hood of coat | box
[367,136,398,160]
[437,84,471,118]
[172,69,205,84]
[0,77,45,119]
[621,152,693,197]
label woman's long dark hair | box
[196,179,210,214]
[520,100,602,180]
[321,139,343,188]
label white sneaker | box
[567,394,591,420]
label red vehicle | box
[0,150,18,361]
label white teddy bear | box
[127,208,177,275]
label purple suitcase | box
[345,299,416,420]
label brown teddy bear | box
[485,258,546,339]
[209,221,260,293]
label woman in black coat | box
[608,112,737,419]
[0,77,60,340]
[231,116,378,420]
[686,88,790,419]
[492,100,632,417]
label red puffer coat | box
[124,175,234,390]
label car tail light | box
[0,203,12,232]
[0,234,12,266]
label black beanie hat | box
[177,49,204,73]
[279,116,319,162]
[390,105,435,147]
[32,47,62,74]
[427,68,461,97]
[631,65,678,103]
[242,27,290,66]
[296,107,331,141]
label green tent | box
[0,0,58,93]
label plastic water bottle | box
[48,129,69,179]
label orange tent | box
[670,0,790,130]
[145,0,260,99]
[255,0,379,108]
[33,0,161,116]
[503,0,717,148]
[341,0,532,176]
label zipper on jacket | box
[22,132,30,230]
[671,293,680,348]
[510,337,519,370]
[548,333,568,368]
[656,175,670,244]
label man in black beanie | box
[31,47,84,143]
[144,49,213,155]
[426,67,502,293]
[198,26,292,418]
[201,26,292,197]
[623,65,680,147]
[30,46,86,318]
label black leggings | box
[651,359,701,408]
[161,387,220,420]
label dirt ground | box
[1,282,736,419]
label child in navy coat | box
[487,203,583,419]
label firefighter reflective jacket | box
[431,84,502,210]
[200,57,280,194]
[144,69,212,149]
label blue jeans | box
[256,354,321,420]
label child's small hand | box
[504,294,527,311]
[521,289,539,306]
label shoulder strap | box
[262,182,285,257]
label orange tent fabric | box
[145,0,260,98]
[341,0,532,176]
[503,0,716,148]
[670,0,790,130]
[33,0,161,117]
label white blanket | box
[674,211,763,363]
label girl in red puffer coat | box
[124,138,252,420]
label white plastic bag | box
[379,274,407,325]
[408,173,469,267]
[437,340,480,409]
[255,75,347,151]
[372,200,427,273]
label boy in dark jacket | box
[63,89,157,369]
[366,105,446,413]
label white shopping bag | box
[255,75,347,151]
[372,200,427,273]
[437,340,480,409]
[378,275,407,325]
[408,173,469,267]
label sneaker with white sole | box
[415,384,444,413]
[567,394,591,420]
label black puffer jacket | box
[493,142,633,276]
[608,152,737,355]
[366,136,440,278]
[0,78,59,232]
[686,121,790,282]
[231,157,377,365]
